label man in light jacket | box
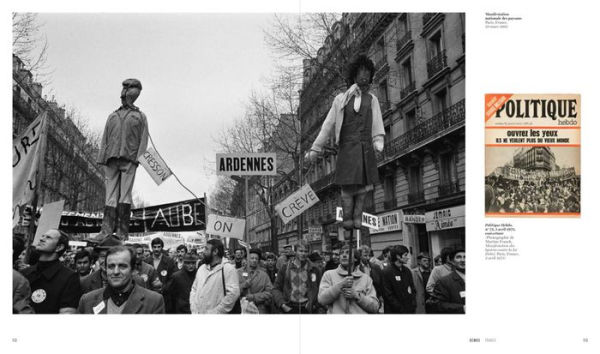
[318,245,379,314]
[190,239,240,314]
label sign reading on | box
[139,147,172,185]
[425,205,465,232]
[371,211,402,234]
[403,214,426,224]
[206,214,246,240]
[216,153,277,176]
[275,184,319,224]
[335,207,379,230]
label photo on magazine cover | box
[13,13,465,315]
[484,94,580,217]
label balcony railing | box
[379,100,391,112]
[396,31,412,51]
[438,181,461,197]
[400,81,416,99]
[383,198,397,210]
[423,13,437,26]
[376,56,387,71]
[311,172,335,192]
[408,190,425,204]
[377,99,465,165]
[427,50,447,78]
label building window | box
[439,152,456,185]
[405,109,416,131]
[378,79,389,110]
[433,88,448,115]
[408,164,424,203]
[429,30,443,59]
[383,173,396,210]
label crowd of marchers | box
[13,230,465,315]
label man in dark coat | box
[427,249,465,314]
[381,245,416,314]
[22,229,81,314]
[78,246,164,314]
[165,253,198,313]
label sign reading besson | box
[216,153,277,176]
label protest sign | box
[33,200,65,245]
[335,207,379,230]
[275,184,319,224]
[206,214,246,239]
[216,153,277,176]
[59,198,206,233]
[139,147,172,185]
[13,113,47,226]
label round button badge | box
[31,289,47,304]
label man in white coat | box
[189,239,240,314]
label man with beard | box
[318,245,379,314]
[78,246,165,314]
[165,253,198,313]
[174,244,188,270]
[264,253,277,283]
[427,249,466,314]
[190,239,240,314]
[238,249,273,314]
[22,229,81,314]
[233,247,246,269]
[411,253,431,314]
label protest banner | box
[216,153,277,176]
[335,207,379,230]
[275,184,319,224]
[206,214,246,240]
[59,198,206,233]
[139,147,172,185]
[33,200,65,245]
[13,112,48,226]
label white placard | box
[216,153,277,176]
[425,205,466,231]
[139,147,172,185]
[206,214,246,239]
[335,207,380,230]
[403,214,426,224]
[275,184,320,224]
[33,200,65,245]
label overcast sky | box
[36,13,281,207]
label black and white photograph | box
[485,146,580,215]
[12,12,465,316]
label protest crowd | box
[485,175,580,213]
[13,231,466,315]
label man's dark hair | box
[234,247,246,256]
[74,249,91,263]
[206,239,225,258]
[265,253,276,260]
[131,243,142,250]
[450,249,465,260]
[176,244,188,253]
[389,245,410,263]
[56,230,70,257]
[13,235,25,263]
[106,246,136,268]
[346,54,375,87]
[440,247,455,264]
[151,237,164,248]
[248,248,262,259]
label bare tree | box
[12,13,52,85]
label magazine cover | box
[484,94,580,217]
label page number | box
[583,338,588,343]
